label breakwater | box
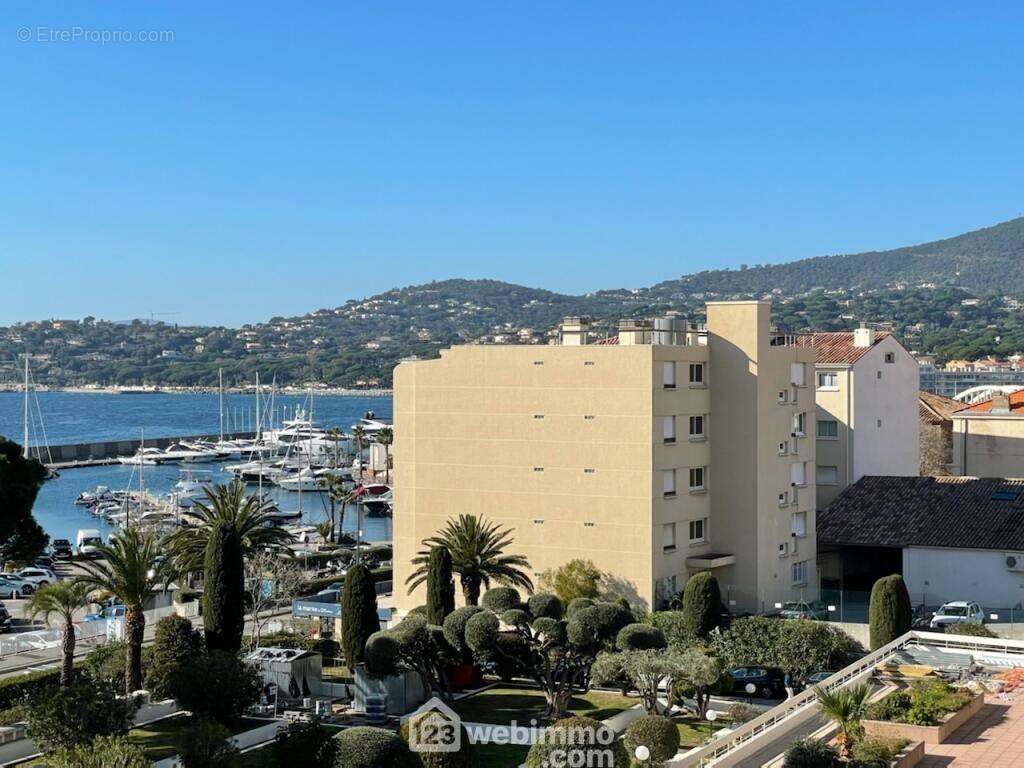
[37,432,256,469]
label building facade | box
[811,329,920,509]
[392,301,817,615]
[951,392,1024,478]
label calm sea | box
[0,391,393,545]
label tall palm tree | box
[25,581,96,687]
[325,427,345,469]
[407,514,533,605]
[318,475,349,544]
[351,425,366,474]
[376,427,393,484]
[814,683,873,759]
[164,480,293,575]
[75,528,174,693]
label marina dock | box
[40,431,256,469]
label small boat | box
[172,471,216,502]
[161,442,220,464]
[117,447,163,465]
[75,486,114,506]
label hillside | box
[3,217,1024,388]
[655,216,1024,297]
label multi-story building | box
[951,391,1024,477]
[392,300,817,615]
[811,328,920,509]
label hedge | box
[0,667,61,711]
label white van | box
[76,529,104,559]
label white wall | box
[852,336,920,480]
[903,546,1024,610]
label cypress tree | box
[342,563,380,667]
[202,521,245,653]
[681,571,722,640]
[426,546,456,625]
[869,574,912,650]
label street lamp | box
[706,709,718,741]
[745,682,756,706]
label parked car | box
[799,671,833,691]
[729,666,785,698]
[0,603,11,633]
[34,555,55,570]
[778,600,829,621]
[0,577,31,599]
[317,581,345,595]
[51,539,73,560]
[83,605,126,623]
[930,601,986,629]
[15,567,56,588]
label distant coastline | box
[0,384,392,397]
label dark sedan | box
[729,666,785,698]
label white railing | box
[670,630,1024,767]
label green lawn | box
[475,741,532,767]
[129,714,267,760]
[672,713,730,748]
[452,685,636,725]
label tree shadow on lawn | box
[452,686,633,725]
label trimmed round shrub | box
[335,726,420,768]
[464,611,501,654]
[407,605,429,618]
[401,715,476,767]
[176,717,240,768]
[616,623,667,651]
[442,606,485,658]
[783,738,839,768]
[528,593,563,620]
[565,606,600,648]
[274,720,339,766]
[592,602,634,641]
[501,608,530,628]
[682,571,723,640]
[565,597,596,617]
[525,716,627,768]
[624,714,681,764]
[482,587,521,612]
[493,631,530,681]
[869,574,912,650]
[532,617,565,643]
[363,631,402,678]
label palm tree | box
[814,683,873,759]
[351,425,366,475]
[407,514,533,605]
[164,480,293,575]
[25,581,96,687]
[318,475,349,545]
[325,427,345,469]
[75,528,174,693]
[376,427,393,484]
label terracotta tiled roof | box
[919,390,963,424]
[957,390,1024,414]
[593,336,619,345]
[818,476,1024,551]
[810,331,891,365]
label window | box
[778,441,788,455]
[688,363,705,385]
[790,462,807,487]
[533,414,545,419]
[662,469,676,497]
[663,416,676,444]
[533,519,544,525]
[584,361,595,366]
[533,467,544,473]
[688,518,707,544]
[583,468,596,474]
[778,490,789,506]
[583,521,596,528]
[884,352,895,364]
[817,371,838,390]
[816,465,839,485]
[876,370,882,380]
[662,523,676,551]
[584,415,595,420]
[816,419,838,439]
[794,412,807,436]
[533,360,544,366]
[877,418,882,428]
[792,560,808,585]
[663,362,677,389]
[688,415,705,439]
[790,362,806,386]
[689,466,705,491]
[791,511,807,537]
[778,389,790,403]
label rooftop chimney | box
[558,316,591,346]
[992,393,1011,414]
[853,323,874,348]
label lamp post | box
[706,709,718,741]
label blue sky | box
[2,2,1022,327]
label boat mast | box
[218,368,224,442]
[22,355,29,456]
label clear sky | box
[2,2,1022,327]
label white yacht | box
[75,486,114,506]
[351,412,391,436]
[171,471,216,503]
[161,442,220,463]
[117,447,164,465]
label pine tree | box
[202,521,245,652]
[342,563,380,667]
[869,574,912,650]
[681,571,722,640]
[425,546,456,625]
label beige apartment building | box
[392,301,817,614]
[811,327,921,508]
[951,391,1024,477]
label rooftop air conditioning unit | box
[1006,554,1024,572]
